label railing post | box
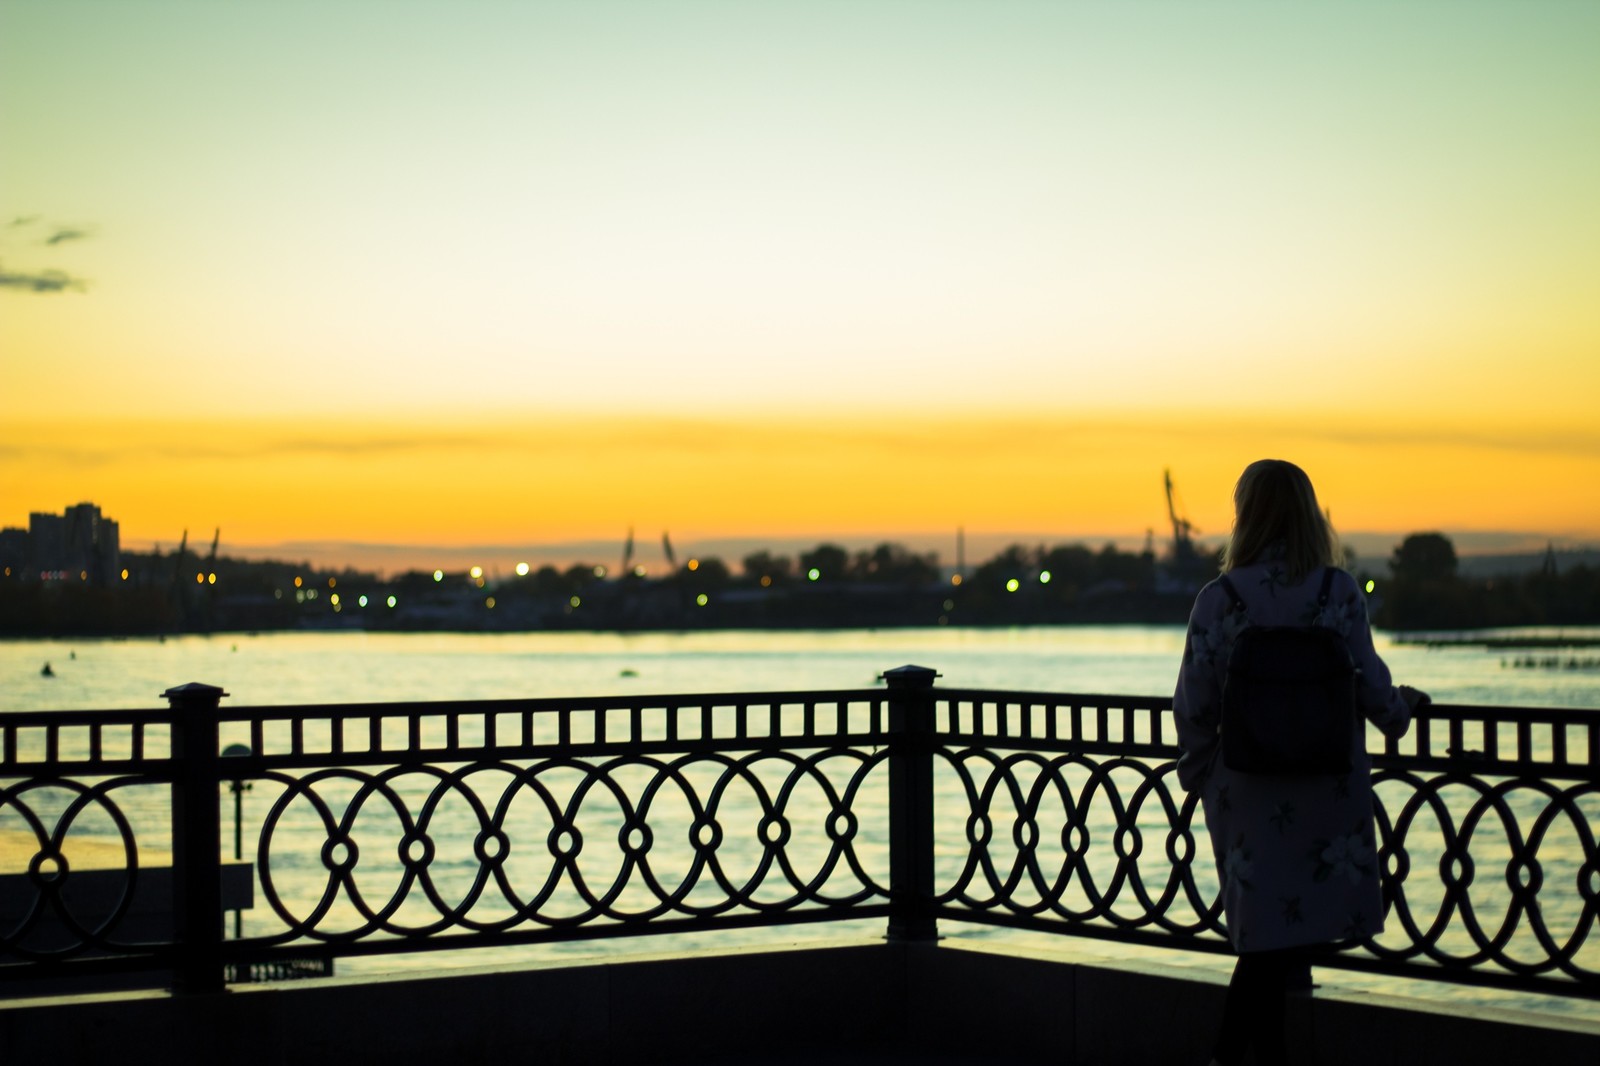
[165,681,229,994]
[883,664,939,942]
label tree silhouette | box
[1382,532,1465,629]
[742,550,793,584]
[1391,533,1458,583]
[851,542,938,585]
[682,557,731,586]
[800,543,849,581]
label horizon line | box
[118,528,1600,579]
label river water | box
[4,626,1598,1021]
[9,624,1600,712]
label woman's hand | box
[1399,685,1431,711]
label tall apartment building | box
[0,502,122,585]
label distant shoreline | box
[1394,633,1600,649]
[9,620,1600,645]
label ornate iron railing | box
[1,667,1595,999]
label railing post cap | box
[161,682,229,701]
[880,665,939,688]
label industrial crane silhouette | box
[1164,469,1199,564]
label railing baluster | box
[164,682,228,995]
[884,664,938,943]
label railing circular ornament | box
[691,818,722,852]
[619,822,653,858]
[399,832,435,871]
[828,810,857,843]
[1061,821,1088,857]
[547,826,582,860]
[966,813,992,847]
[1164,826,1195,866]
[758,815,790,848]
[474,828,509,864]
[27,849,66,887]
[321,835,359,874]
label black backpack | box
[1216,567,1359,775]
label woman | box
[1174,459,1426,1066]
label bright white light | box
[433,570,444,582]
[1005,578,1020,592]
[516,562,530,577]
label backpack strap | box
[1316,566,1337,608]
[1216,574,1246,613]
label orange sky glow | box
[4,3,1597,574]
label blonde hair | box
[1222,459,1341,580]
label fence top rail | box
[0,706,172,727]
[1,687,1594,730]
[0,687,891,725]
[217,686,890,720]
[926,689,1599,779]
[931,687,1600,724]
[3,687,1594,780]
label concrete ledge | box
[1,937,1594,1065]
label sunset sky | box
[4,1,1597,574]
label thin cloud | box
[6,215,41,229]
[1139,416,1600,460]
[44,227,91,246]
[4,433,493,466]
[268,435,491,457]
[1306,425,1600,458]
[0,265,88,293]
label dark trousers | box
[1213,947,1312,1066]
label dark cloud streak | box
[0,265,88,293]
[5,434,493,466]
[44,227,91,246]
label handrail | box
[2,671,1595,999]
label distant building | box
[0,527,29,578]
[2,502,122,585]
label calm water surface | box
[4,627,1597,1021]
[8,625,1600,711]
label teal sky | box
[7,1,1597,416]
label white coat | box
[1174,562,1413,952]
